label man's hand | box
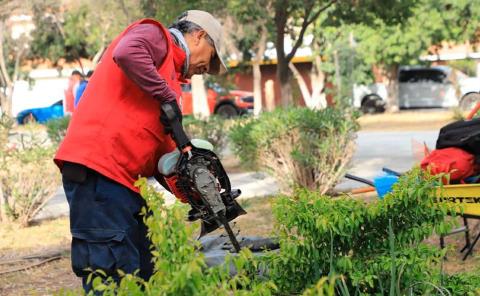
[160,100,183,134]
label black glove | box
[160,100,183,134]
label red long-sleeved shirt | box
[112,23,177,103]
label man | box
[74,70,94,109]
[54,10,227,292]
[64,70,83,114]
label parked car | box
[181,83,253,117]
[353,66,480,113]
[16,83,254,124]
[16,100,64,124]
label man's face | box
[185,30,216,78]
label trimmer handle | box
[161,104,191,150]
[467,101,480,120]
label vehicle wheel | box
[215,104,238,118]
[361,95,385,114]
[459,92,480,113]
[22,113,37,124]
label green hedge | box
[46,116,71,146]
[229,107,359,194]
[266,168,454,294]
[70,170,480,296]
[183,115,232,157]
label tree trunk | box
[0,78,13,117]
[0,92,6,116]
[4,84,13,116]
[0,19,13,116]
[264,80,275,111]
[92,45,106,67]
[279,80,292,107]
[273,0,333,107]
[118,0,132,23]
[277,62,292,107]
[191,75,210,119]
[289,60,327,110]
[312,55,327,108]
[274,0,292,107]
[0,183,6,222]
[222,16,242,61]
[252,28,267,116]
[385,65,399,112]
[252,63,263,116]
[289,62,311,106]
[76,57,85,75]
[333,49,342,94]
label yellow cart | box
[437,184,480,260]
[345,178,480,259]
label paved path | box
[337,130,438,190]
[34,130,440,220]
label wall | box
[233,62,313,107]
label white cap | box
[178,10,227,75]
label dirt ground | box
[0,197,276,296]
[0,218,81,295]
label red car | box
[181,83,253,117]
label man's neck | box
[169,28,190,78]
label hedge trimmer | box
[158,104,246,252]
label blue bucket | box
[373,174,399,198]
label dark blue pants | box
[63,168,153,293]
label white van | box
[353,66,480,113]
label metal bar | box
[219,215,241,253]
[344,173,374,187]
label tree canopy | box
[350,0,480,109]
[3,0,480,113]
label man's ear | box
[194,30,207,45]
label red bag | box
[421,147,476,183]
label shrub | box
[46,116,71,146]
[0,113,14,148]
[83,178,276,296]
[265,168,454,295]
[183,115,232,157]
[229,107,359,194]
[77,170,463,296]
[442,272,480,295]
[0,130,60,226]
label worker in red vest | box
[54,10,226,292]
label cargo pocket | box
[71,229,138,278]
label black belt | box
[62,162,88,183]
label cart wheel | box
[460,93,480,114]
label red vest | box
[54,19,182,193]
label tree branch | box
[275,0,289,61]
[118,0,132,23]
[286,0,337,62]
[0,20,12,86]
[51,13,66,39]
[13,45,25,82]
[0,0,22,19]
